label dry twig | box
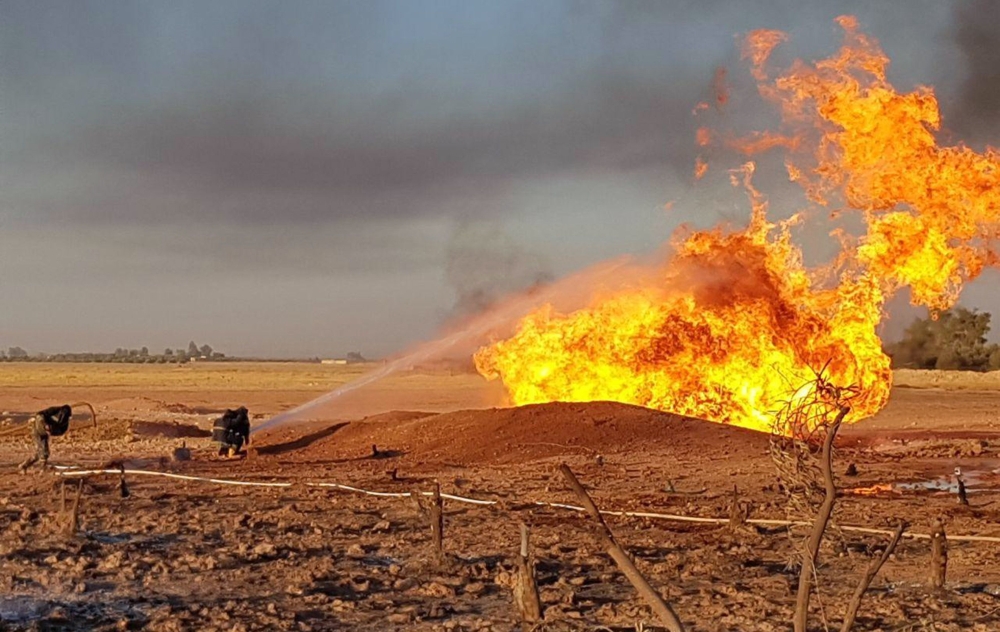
[558,463,685,632]
[793,406,848,632]
[840,521,906,632]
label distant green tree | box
[7,346,28,359]
[199,344,213,357]
[887,307,1000,371]
[188,341,200,357]
[164,348,174,357]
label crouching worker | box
[212,406,251,458]
[19,405,72,474]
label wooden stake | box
[930,518,947,589]
[63,480,83,538]
[728,485,748,530]
[840,521,905,632]
[430,482,443,562]
[793,407,849,632]
[410,487,427,516]
[559,464,685,632]
[513,523,542,626]
[957,479,969,506]
[118,464,130,499]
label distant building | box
[321,359,348,365]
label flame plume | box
[475,17,1000,434]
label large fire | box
[474,17,1000,434]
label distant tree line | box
[0,343,373,364]
[0,341,226,364]
[886,307,1000,371]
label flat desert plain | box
[1,363,998,631]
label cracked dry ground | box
[1,403,1000,631]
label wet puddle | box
[846,465,1000,497]
[0,596,44,624]
[361,554,401,568]
[0,594,151,627]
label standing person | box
[212,406,251,458]
[19,405,72,473]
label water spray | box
[254,259,631,434]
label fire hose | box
[0,401,98,438]
[49,465,1000,544]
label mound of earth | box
[132,420,211,439]
[256,401,772,466]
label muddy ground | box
[1,364,999,631]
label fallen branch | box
[840,521,906,632]
[559,463,685,632]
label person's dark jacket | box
[39,405,72,437]
[212,407,251,448]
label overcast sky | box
[2,0,998,357]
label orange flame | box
[728,132,802,155]
[845,483,895,497]
[695,127,713,147]
[475,18,1000,434]
[694,157,708,180]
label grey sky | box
[1,1,995,357]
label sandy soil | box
[1,363,999,631]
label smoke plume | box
[444,219,554,322]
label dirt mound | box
[98,396,172,414]
[259,402,771,465]
[163,403,225,415]
[132,421,211,439]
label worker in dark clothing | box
[19,405,73,473]
[212,407,251,458]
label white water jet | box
[254,257,633,433]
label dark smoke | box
[444,219,554,322]
[950,0,1000,143]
